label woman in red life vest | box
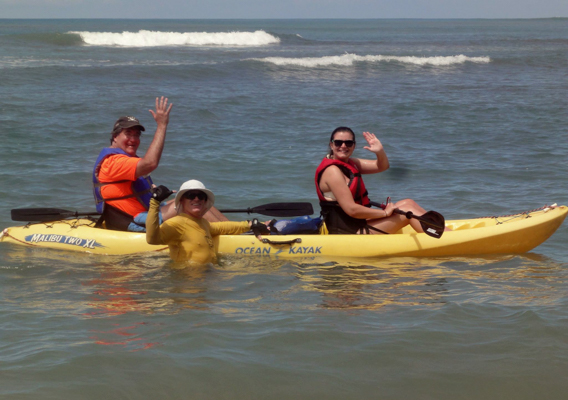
[315,127,429,234]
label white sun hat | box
[174,180,215,212]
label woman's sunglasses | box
[332,140,355,148]
[184,191,208,201]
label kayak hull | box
[0,218,167,255]
[1,206,566,258]
[216,206,567,258]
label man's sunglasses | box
[332,140,355,148]
[184,191,208,201]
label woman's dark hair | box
[328,127,356,156]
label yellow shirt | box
[146,199,249,264]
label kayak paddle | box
[11,202,314,222]
[393,209,445,238]
[369,201,445,238]
[11,208,101,222]
[219,202,314,217]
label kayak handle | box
[261,238,302,245]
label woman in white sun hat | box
[146,180,267,264]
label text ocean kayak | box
[1,205,566,258]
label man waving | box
[93,97,225,231]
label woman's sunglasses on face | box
[184,191,208,201]
[332,140,355,148]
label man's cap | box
[111,116,146,134]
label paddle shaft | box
[12,202,314,222]
[219,202,313,217]
[11,208,101,222]
[393,209,444,229]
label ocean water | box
[1,19,568,399]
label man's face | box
[112,128,141,156]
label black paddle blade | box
[418,211,445,238]
[11,208,99,222]
[12,208,73,222]
[393,208,445,239]
[250,202,314,217]
[244,202,312,217]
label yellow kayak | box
[1,205,566,258]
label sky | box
[0,0,567,19]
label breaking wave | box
[250,53,491,67]
[68,30,280,47]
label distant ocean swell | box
[250,53,491,67]
[68,30,281,46]
[8,32,85,47]
[0,53,490,70]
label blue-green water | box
[1,19,568,399]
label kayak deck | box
[1,205,566,258]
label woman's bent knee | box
[396,198,418,208]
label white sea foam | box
[68,30,280,47]
[252,53,491,67]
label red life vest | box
[315,157,370,206]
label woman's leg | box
[365,213,414,234]
[204,206,229,222]
[365,198,427,234]
[392,198,427,232]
